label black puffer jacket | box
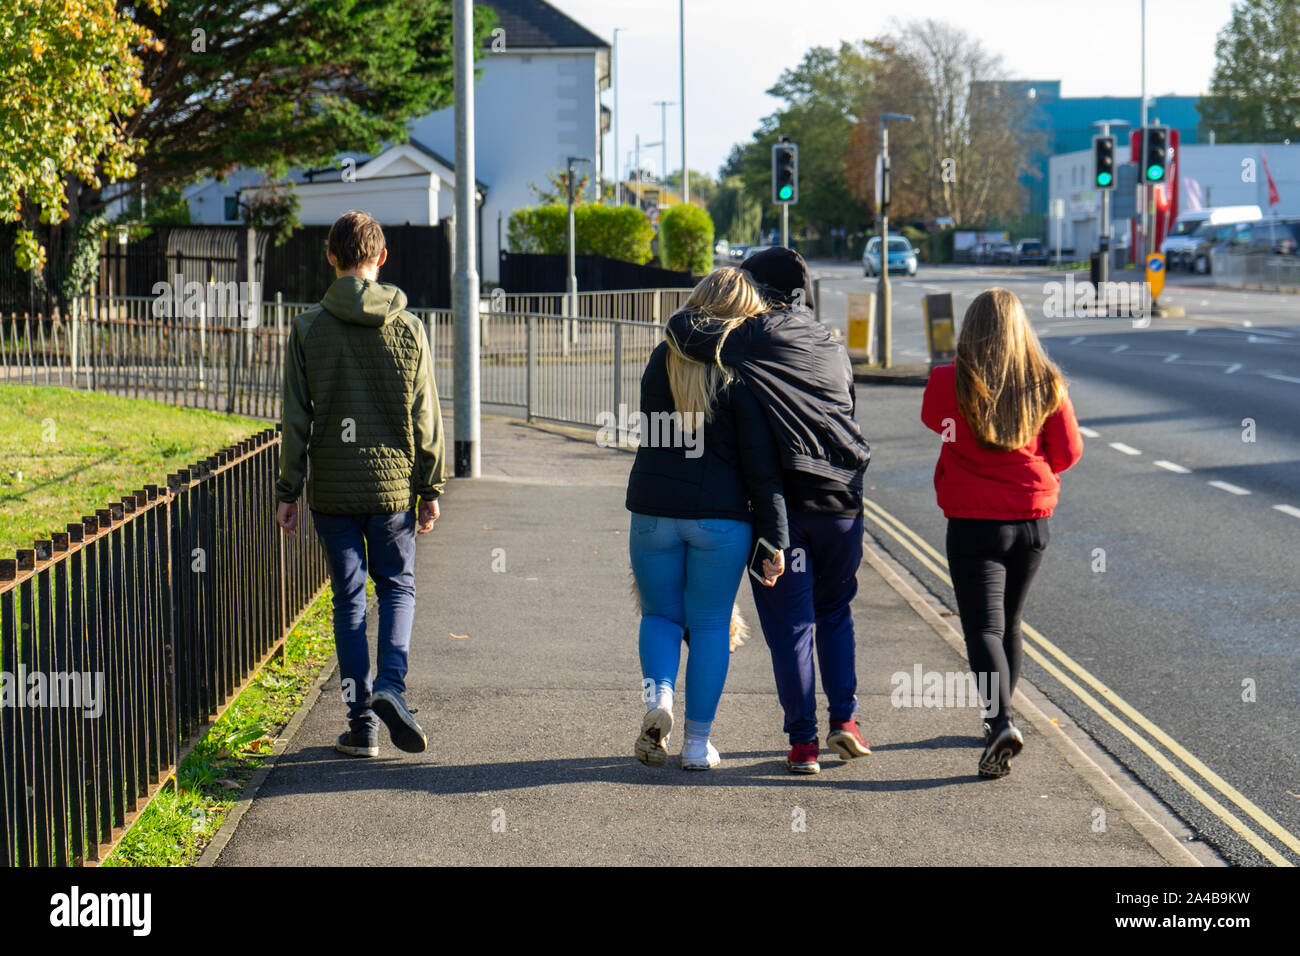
[665,295,870,488]
[625,341,789,548]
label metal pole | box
[679,0,687,204]
[634,135,641,208]
[877,124,891,369]
[1099,121,1111,294]
[1139,0,1148,267]
[453,0,481,478]
[613,28,623,206]
[781,204,789,248]
[653,101,673,192]
[567,156,577,319]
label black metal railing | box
[0,427,327,866]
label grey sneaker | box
[978,723,1024,778]
[369,689,427,754]
[680,738,720,770]
[336,728,379,758]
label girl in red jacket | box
[921,288,1083,778]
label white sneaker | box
[636,699,674,767]
[680,738,720,770]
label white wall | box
[409,48,604,283]
[294,174,440,227]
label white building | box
[1048,141,1300,254]
[178,0,610,284]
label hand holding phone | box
[748,537,784,587]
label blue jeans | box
[628,513,752,724]
[312,509,418,732]
[750,512,863,744]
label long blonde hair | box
[666,268,765,428]
[954,288,1067,451]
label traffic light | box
[772,141,798,205]
[1141,126,1170,184]
[1092,135,1116,190]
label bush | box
[658,204,714,275]
[507,204,654,265]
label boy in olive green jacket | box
[275,210,445,757]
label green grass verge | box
[103,582,348,867]
[0,385,263,555]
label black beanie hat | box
[741,246,814,310]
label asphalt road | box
[809,259,1300,866]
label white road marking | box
[1154,460,1191,474]
[1111,344,1128,353]
[1078,426,1101,438]
[1162,353,1180,363]
[1225,364,1242,374]
[1208,480,1251,496]
[1266,374,1300,385]
[1108,442,1142,456]
[1069,336,1086,345]
[1273,504,1300,520]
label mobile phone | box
[748,537,780,584]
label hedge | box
[658,204,714,275]
[507,204,654,265]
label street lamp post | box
[566,156,591,318]
[452,0,480,476]
[679,0,687,203]
[652,100,675,194]
[877,112,913,369]
[612,28,625,206]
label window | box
[224,195,239,221]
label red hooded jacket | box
[921,363,1084,520]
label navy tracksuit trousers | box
[749,511,863,744]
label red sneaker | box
[786,738,820,774]
[827,719,871,759]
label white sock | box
[684,718,712,744]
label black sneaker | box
[978,723,1024,778]
[336,728,379,758]
[369,689,427,754]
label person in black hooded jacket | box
[664,247,872,775]
[626,267,788,772]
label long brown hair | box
[954,288,1066,451]
[665,268,765,428]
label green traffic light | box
[1147,164,1165,181]
[778,184,793,200]
[1097,172,1112,187]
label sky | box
[552,0,1240,184]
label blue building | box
[978,80,1202,235]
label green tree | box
[662,169,716,205]
[1197,0,1300,142]
[11,0,496,311]
[722,42,881,238]
[0,0,159,272]
[708,175,762,245]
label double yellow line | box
[862,495,1299,867]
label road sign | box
[1050,198,1065,219]
[922,293,956,367]
[1146,253,1165,300]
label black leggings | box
[945,517,1049,729]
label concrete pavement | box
[209,416,1189,866]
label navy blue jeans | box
[750,512,863,744]
[311,509,418,732]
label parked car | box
[863,235,918,277]
[990,241,1015,264]
[727,244,750,262]
[1221,218,1300,258]
[714,239,730,258]
[1013,239,1047,265]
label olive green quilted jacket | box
[275,276,446,514]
